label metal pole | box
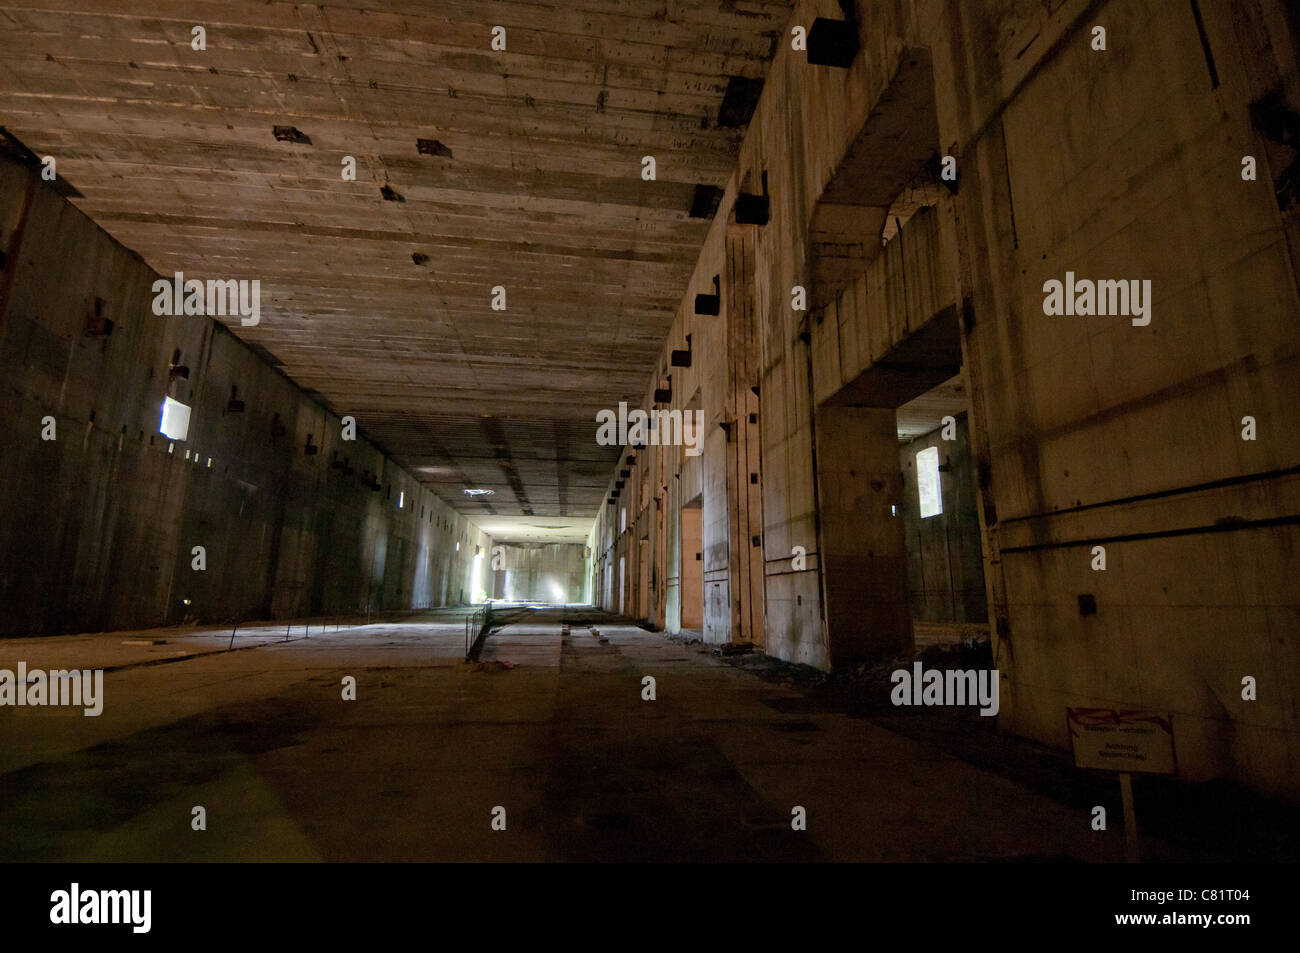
[1119,772,1140,863]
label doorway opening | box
[638,537,649,620]
[896,375,989,648]
[680,496,704,634]
[815,302,965,665]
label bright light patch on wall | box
[398,490,405,508]
[159,396,191,441]
[917,446,942,518]
[471,549,487,603]
[455,541,460,552]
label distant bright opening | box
[472,550,487,603]
[159,397,191,441]
[917,446,942,518]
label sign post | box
[1066,708,1176,863]
[1118,771,1138,863]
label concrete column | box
[815,405,913,665]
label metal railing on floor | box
[219,606,449,650]
[464,604,494,660]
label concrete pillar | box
[815,405,913,664]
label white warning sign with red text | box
[1066,708,1176,774]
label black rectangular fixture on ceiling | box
[272,125,311,144]
[689,184,724,219]
[925,151,959,196]
[416,138,453,158]
[85,296,112,337]
[807,2,859,69]
[654,375,672,404]
[615,480,625,489]
[717,76,764,128]
[694,276,720,316]
[620,469,631,479]
[735,171,770,226]
[671,333,692,367]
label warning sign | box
[1066,708,1176,775]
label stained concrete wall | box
[0,154,491,635]
[592,0,1300,799]
[490,542,585,604]
[954,0,1300,800]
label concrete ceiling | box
[896,374,968,441]
[0,0,792,541]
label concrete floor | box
[1,608,1150,862]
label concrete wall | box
[490,542,586,604]
[0,154,491,635]
[591,0,1300,799]
[956,0,1300,801]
